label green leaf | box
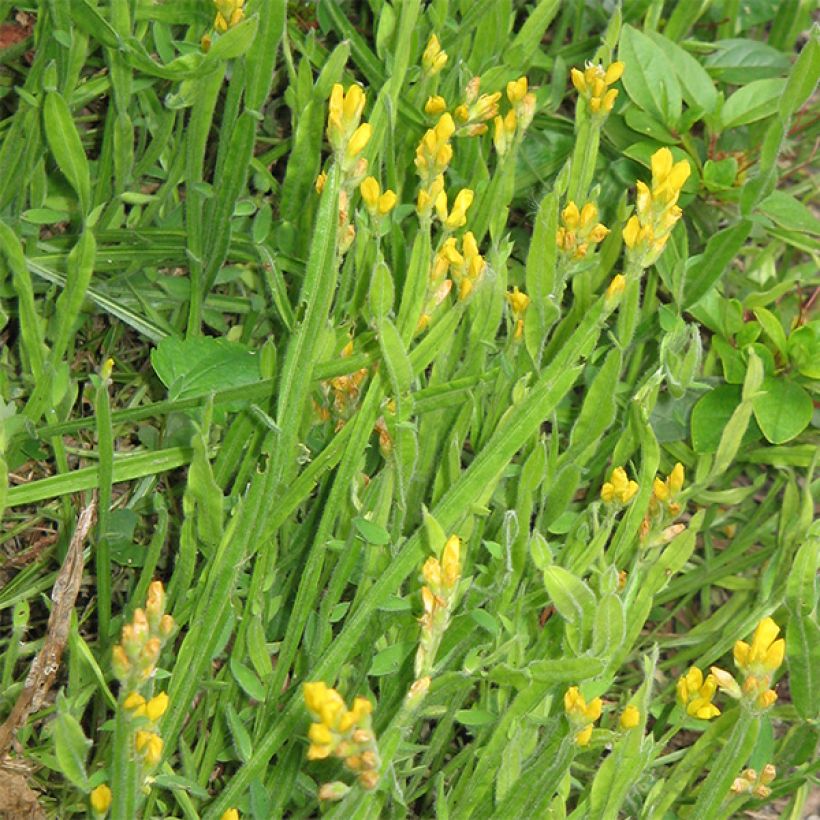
[377,317,413,396]
[720,78,787,129]
[542,566,596,628]
[682,220,751,308]
[353,517,391,545]
[367,642,412,676]
[454,707,497,727]
[592,594,626,656]
[53,694,91,791]
[618,25,682,125]
[151,337,261,401]
[704,38,790,83]
[205,14,259,63]
[43,91,91,213]
[787,324,820,379]
[691,384,742,453]
[229,658,266,702]
[757,190,820,235]
[751,376,813,444]
[646,30,717,114]
[752,307,788,354]
[779,30,820,120]
[785,539,820,721]
[224,703,253,762]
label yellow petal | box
[604,61,625,84]
[651,148,673,187]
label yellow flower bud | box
[507,76,528,103]
[360,176,380,209]
[604,61,625,84]
[619,705,640,730]
[425,95,447,115]
[308,722,333,745]
[90,784,112,815]
[442,535,461,588]
[135,730,163,766]
[562,201,580,230]
[668,462,685,494]
[346,123,372,159]
[378,191,397,215]
[123,691,146,716]
[422,556,442,587]
[570,67,586,94]
[575,724,593,746]
[422,34,447,75]
[315,171,327,194]
[220,810,240,820]
[445,188,474,230]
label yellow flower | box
[506,287,530,317]
[734,617,785,675]
[220,811,240,820]
[422,556,442,587]
[90,784,112,815]
[346,123,372,159]
[442,535,461,588]
[507,76,528,104]
[668,462,685,494]
[676,667,720,720]
[605,274,626,301]
[123,691,146,717]
[213,0,244,32]
[135,730,163,766]
[145,692,169,722]
[360,176,380,209]
[619,705,640,730]
[422,34,447,75]
[493,109,517,156]
[437,188,474,230]
[327,84,369,159]
[557,200,609,258]
[601,466,638,505]
[565,686,602,745]
[571,61,623,115]
[564,686,602,721]
[315,171,327,194]
[575,724,593,746]
[425,95,447,115]
[624,148,690,265]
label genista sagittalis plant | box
[0,2,817,818]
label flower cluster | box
[327,83,371,167]
[112,581,175,690]
[360,176,397,219]
[493,77,536,156]
[415,114,456,218]
[434,188,474,231]
[436,233,485,299]
[453,77,501,136]
[318,339,369,430]
[212,0,244,33]
[731,764,776,799]
[505,287,531,339]
[571,61,624,116]
[112,582,175,782]
[415,535,462,677]
[556,201,610,260]
[303,682,381,793]
[676,667,720,720]
[623,147,690,266]
[564,686,602,746]
[600,466,638,506]
[422,34,447,76]
[710,617,784,713]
